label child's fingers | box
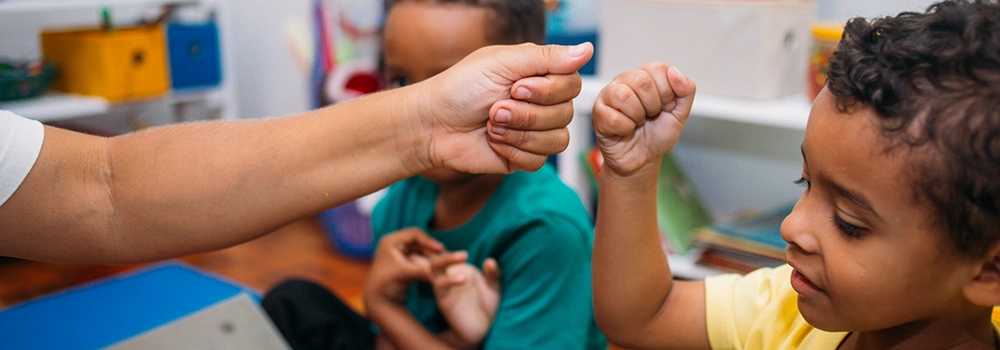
[599,82,647,127]
[614,69,664,118]
[429,251,468,276]
[432,270,468,289]
[639,62,674,111]
[482,258,501,288]
[665,66,696,124]
[391,227,445,255]
[510,72,582,106]
[592,101,640,138]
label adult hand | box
[591,62,695,176]
[415,42,594,174]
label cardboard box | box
[41,25,170,101]
[598,0,816,100]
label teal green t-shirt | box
[372,165,607,350]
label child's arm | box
[428,255,502,347]
[590,62,710,349]
[364,228,485,350]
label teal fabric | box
[372,165,607,350]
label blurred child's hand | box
[429,255,502,348]
[418,43,594,174]
[364,228,448,305]
[591,62,695,176]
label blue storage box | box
[167,22,222,89]
[0,262,280,349]
[545,31,598,76]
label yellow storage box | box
[41,26,169,102]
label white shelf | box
[1,93,109,122]
[578,77,813,130]
[668,251,730,280]
[0,0,197,14]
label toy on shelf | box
[0,58,57,102]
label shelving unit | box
[564,77,811,214]
[0,0,197,14]
[0,0,237,125]
[576,77,812,131]
[0,93,109,122]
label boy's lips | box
[790,268,826,296]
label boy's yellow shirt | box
[705,265,1000,349]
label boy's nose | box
[780,199,821,255]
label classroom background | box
[0,0,944,347]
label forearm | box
[0,87,431,264]
[105,88,430,259]
[592,160,675,339]
[367,299,461,350]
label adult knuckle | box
[541,44,559,62]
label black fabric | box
[262,279,375,350]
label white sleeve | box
[0,110,44,207]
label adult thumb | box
[489,42,594,80]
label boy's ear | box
[964,242,1000,307]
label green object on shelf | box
[655,153,712,253]
[578,145,711,254]
[101,6,113,31]
[0,60,57,101]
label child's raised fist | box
[591,62,695,176]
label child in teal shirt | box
[263,0,606,348]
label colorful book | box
[693,202,794,265]
[579,146,712,253]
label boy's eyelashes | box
[388,76,411,89]
[831,215,865,239]
[795,176,867,238]
[794,177,810,190]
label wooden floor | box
[0,217,628,349]
[0,217,372,313]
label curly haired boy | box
[591,1,1000,348]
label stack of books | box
[691,203,793,273]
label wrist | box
[603,157,662,183]
[439,330,477,350]
[365,293,406,323]
[387,85,436,176]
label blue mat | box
[0,262,258,350]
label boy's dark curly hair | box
[826,0,1000,257]
[382,0,546,45]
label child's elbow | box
[594,306,642,347]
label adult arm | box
[590,62,710,349]
[0,43,593,264]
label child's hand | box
[430,254,502,348]
[364,228,447,305]
[591,62,695,176]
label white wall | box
[815,0,940,19]
[222,0,311,119]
